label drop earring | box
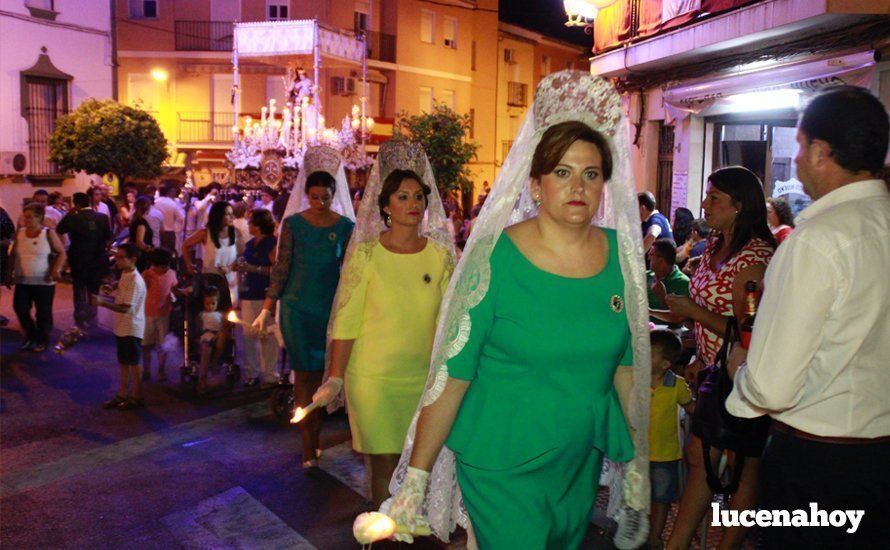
[384,212,392,226]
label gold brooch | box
[610,295,624,313]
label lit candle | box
[290,401,319,423]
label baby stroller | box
[269,349,298,423]
[177,272,240,391]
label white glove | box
[385,466,431,543]
[252,308,272,331]
[311,376,343,407]
[614,461,649,550]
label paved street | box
[0,284,620,549]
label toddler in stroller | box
[179,273,240,392]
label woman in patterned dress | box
[664,166,776,550]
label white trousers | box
[239,299,280,382]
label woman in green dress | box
[254,146,354,468]
[383,71,652,550]
[311,141,455,507]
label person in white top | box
[182,201,243,304]
[94,243,147,411]
[43,192,65,230]
[254,185,277,213]
[726,86,890,547]
[11,202,66,351]
[154,182,186,251]
[88,186,112,230]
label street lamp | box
[564,0,618,27]
[151,68,168,82]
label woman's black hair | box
[132,196,152,221]
[305,171,337,194]
[249,208,276,236]
[378,169,430,226]
[672,207,694,245]
[707,166,776,260]
[767,197,795,228]
[206,201,234,249]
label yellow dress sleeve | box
[331,241,375,340]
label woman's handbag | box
[691,317,770,494]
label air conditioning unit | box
[444,38,456,48]
[331,76,357,96]
[0,152,28,175]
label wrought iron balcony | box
[178,112,235,144]
[507,81,528,107]
[175,21,234,51]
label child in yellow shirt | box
[648,329,694,548]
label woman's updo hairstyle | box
[530,121,613,181]
[305,171,336,195]
[378,169,430,226]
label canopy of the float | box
[233,19,365,68]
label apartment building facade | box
[0,0,114,221]
[115,0,502,193]
[496,22,588,174]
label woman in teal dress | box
[255,146,354,468]
[383,72,652,550]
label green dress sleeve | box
[445,261,495,381]
[267,217,293,300]
[331,241,373,340]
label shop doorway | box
[703,113,811,215]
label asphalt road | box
[0,283,632,549]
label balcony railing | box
[175,21,234,51]
[178,112,235,144]
[507,82,528,107]
[364,30,396,62]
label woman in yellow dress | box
[312,141,455,507]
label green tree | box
[50,99,168,184]
[394,102,479,194]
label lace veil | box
[322,140,455,411]
[281,145,356,222]
[384,71,652,546]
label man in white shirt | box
[154,181,185,251]
[727,86,890,546]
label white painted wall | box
[0,0,113,221]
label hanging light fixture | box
[564,0,618,27]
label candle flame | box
[353,512,396,544]
[290,407,306,424]
[227,310,240,323]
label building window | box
[504,48,517,65]
[469,108,475,139]
[419,86,433,113]
[541,55,551,76]
[420,10,434,44]
[26,0,56,19]
[440,89,455,110]
[267,1,288,21]
[502,140,514,162]
[471,41,477,71]
[354,11,368,34]
[443,17,457,49]
[23,76,68,176]
[129,0,158,19]
[565,59,574,70]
